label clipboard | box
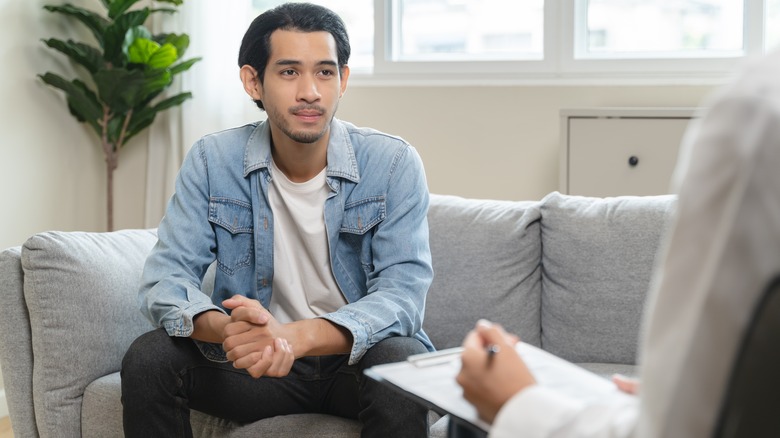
[365,342,628,432]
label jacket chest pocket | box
[208,198,253,275]
[340,196,386,235]
[340,197,385,271]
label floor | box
[0,416,12,438]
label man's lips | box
[291,106,325,120]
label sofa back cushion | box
[22,230,158,438]
[424,194,543,349]
[540,192,676,364]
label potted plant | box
[39,0,200,231]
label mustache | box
[289,104,326,115]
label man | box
[455,48,780,437]
[121,3,433,437]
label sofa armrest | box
[0,246,38,438]
[21,229,158,438]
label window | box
[241,0,778,83]
[768,0,780,50]
[576,0,744,59]
[392,0,544,61]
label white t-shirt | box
[267,160,347,324]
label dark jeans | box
[121,328,429,437]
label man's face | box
[254,30,348,146]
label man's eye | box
[319,70,335,77]
[281,69,296,76]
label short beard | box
[281,124,330,144]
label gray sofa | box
[0,191,675,437]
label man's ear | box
[339,64,350,98]
[240,65,263,100]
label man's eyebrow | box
[274,59,338,67]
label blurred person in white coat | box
[455,48,780,438]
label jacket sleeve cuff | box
[161,302,225,337]
[318,311,370,365]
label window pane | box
[250,0,373,72]
[580,0,744,58]
[768,0,780,52]
[394,0,544,61]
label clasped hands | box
[221,295,296,378]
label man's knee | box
[122,328,177,379]
[362,336,429,366]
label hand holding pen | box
[456,320,537,424]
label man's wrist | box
[192,310,230,343]
[287,318,351,358]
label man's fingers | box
[244,346,274,378]
[612,374,640,395]
[265,338,295,377]
[229,306,270,325]
[222,294,263,310]
[475,319,516,346]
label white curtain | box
[144,1,265,227]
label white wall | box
[0,0,719,413]
[0,0,149,251]
[337,84,714,201]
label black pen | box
[486,344,500,366]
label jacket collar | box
[243,118,360,184]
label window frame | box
[353,0,771,85]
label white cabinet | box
[560,108,699,197]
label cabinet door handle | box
[628,155,639,167]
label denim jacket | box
[139,118,434,364]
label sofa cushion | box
[540,192,676,364]
[21,229,158,438]
[424,194,543,349]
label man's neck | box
[271,136,328,183]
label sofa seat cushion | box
[540,192,676,364]
[425,194,543,349]
[21,230,159,438]
[577,363,638,380]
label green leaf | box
[150,8,178,14]
[42,38,104,74]
[125,91,191,144]
[154,0,183,5]
[103,8,150,65]
[127,38,161,64]
[125,106,157,140]
[169,57,201,75]
[153,91,192,112]
[156,33,190,59]
[94,68,148,113]
[106,115,125,145]
[107,0,143,19]
[141,69,173,97]
[39,72,103,132]
[147,43,178,69]
[127,39,178,69]
[122,26,152,58]
[43,4,109,47]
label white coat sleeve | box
[490,386,638,438]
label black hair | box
[238,2,351,110]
